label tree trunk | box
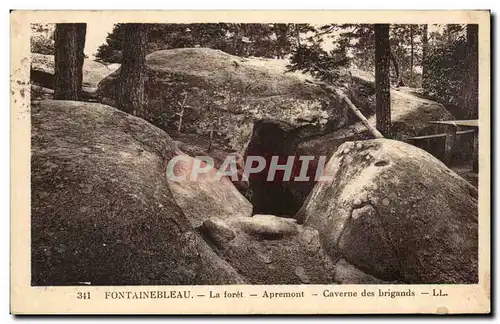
[295,24,301,49]
[410,25,414,84]
[117,24,148,118]
[232,24,245,56]
[446,24,460,45]
[463,24,479,119]
[445,25,452,44]
[390,51,404,87]
[54,23,86,100]
[274,23,288,59]
[76,24,87,98]
[374,24,392,138]
[421,24,429,89]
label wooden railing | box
[409,120,479,172]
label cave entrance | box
[242,120,313,218]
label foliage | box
[390,24,419,87]
[287,44,349,80]
[424,36,468,116]
[287,23,469,92]
[95,23,315,63]
[30,23,55,55]
[286,24,351,82]
[287,24,379,84]
[31,35,55,55]
[336,24,375,71]
[335,24,423,87]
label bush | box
[31,35,55,55]
[424,37,467,117]
[95,23,304,63]
[287,44,349,81]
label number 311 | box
[77,292,91,299]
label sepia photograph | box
[10,10,490,314]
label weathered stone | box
[167,153,252,228]
[338,204,401,281]
[31,100,246,285]
[97,48,345,151]
[200,215,336,284]
[334,259,390,284]
[296,139,478,284]
[199,218,236,247]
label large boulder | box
[167,150,252,228]
[31,100,246,285]
[199,215,336,284]
[171,132,250,193]
[97,48,346,151]
[30,53,119,98]
[296,139,478,284]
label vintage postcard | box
[10,10,490,314]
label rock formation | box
[97,48,345,151]
[31,100,245,285]
[199,215,336,284]
[296,139,478,284]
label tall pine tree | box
[374,24,391,137]
[421,24,429,89]
[117,23,148,118]
[463,24,479,119]
[54,23,87,100]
